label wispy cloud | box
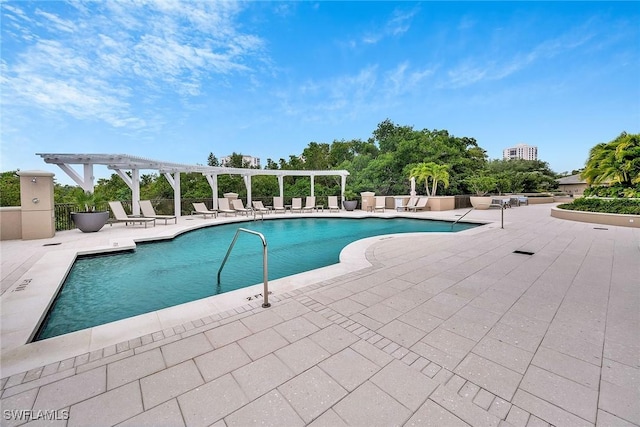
[1,0,266,131]
[444,23,596,88]
[362,6,419,45]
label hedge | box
[558,198,640,215]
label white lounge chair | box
[108,201,156,227]
[272,196,286,214]
[140,200,177,224]
[374,196,386,212]
[408,197,429,212]
[217,198,236,216]
[191,202,217,219]
[302,196,316,213]
[231,199,253,216]
[291,197,303,213]
[327,196,340,212]
[402,197,418,211]
[252,200,271,214]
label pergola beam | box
[37,153,350,217]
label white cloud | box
[1,0,266,131]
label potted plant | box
[466,175,497,210]
[70,191,110,232]
[342,189,358,211]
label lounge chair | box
[402,197,418,211]
[217,198,237,216]
[272,196,286,214]
[231,199,253,216]
[408,197,429,212]
[252,201,271,214]
[327,196,340,212]
[191,202,217,219]
[302,196,316,213]
[291,197,303,213]
[108,201,156,227]
[140,200,177,224]
[374,196,386,212]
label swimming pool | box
[35,217,479,340]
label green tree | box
[583,132,640,186]
[0,171,20,206]
[409,162,449,196]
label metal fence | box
[54,195,469,231]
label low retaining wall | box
[0,207,22,240]
[551,207,639,228]
[527,196,555,204]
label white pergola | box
[37,153,350,217]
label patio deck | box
[1,204,638,426]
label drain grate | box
[43,242,62,246]
[513,250,535,256]
[594,227,609,230]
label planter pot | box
[470,196,493,210]
[71,211,110,232]
[343,201,358,211]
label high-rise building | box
[503,144,538,161]
[220,154,261,168]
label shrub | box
[558,198,640,215]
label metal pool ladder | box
[451,206,475,230]
[217,228,271,308]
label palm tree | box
[409,162,450,196]
[582,133,640,186]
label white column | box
[205,174,219,209]
[310,175,315,196]
[341,175,346,209]
[278,175,284,198]
[164,172,182,218]
[244,175,252,207]
[56,163,94,193]
[131,168,140,216]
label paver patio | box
[1,204,638,426]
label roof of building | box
[556,173,586,185]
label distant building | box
[556,174,588,196]
[220,154,261,168]
[503,144,538,161]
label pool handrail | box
[451,206,475,230]
[217,228,271,308]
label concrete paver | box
[1,205,639,426]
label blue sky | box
[1,1,639,185]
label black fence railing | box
[54,195,471,231]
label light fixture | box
[31,177,37,183]
[32,197,39,204]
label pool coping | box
[0,213,491,377]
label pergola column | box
[114,168,141,216]
[341,175,347,209]
[277,175,284,198]
[243,175,252,206]
[205,174,219,209]
[163,172,182,218]
[310,175,315,196]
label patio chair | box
[140,200,177,224]
[272,196,287,213]
[231,199,253,216]
[402,197,418,211]
[252,200,271,214]
[291,197,303,213]
[408,197,429,212]
[374,196,386,212]
[108,201,156,227]
[191,202,217,219]
[327,196,340,212]
[217,198,237,216]
[302,196,316,213]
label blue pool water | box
[36,217,479,340]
